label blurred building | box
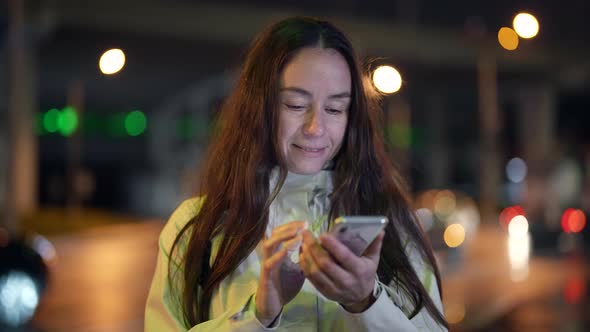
[0,0,589,221]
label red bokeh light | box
[499,205,525,230]
[564,276,586,304]
[562,209,587,233]
[562,208,574,233]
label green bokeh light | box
[108,113,127,137]
[124,110,147,136]
[58,106,78,136]
[43,108,60,133]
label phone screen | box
[328,216,387,256]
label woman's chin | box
[288,163,325,175]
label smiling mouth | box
[293,144,326,153]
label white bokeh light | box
[507,214,531,282]
[508,215,529,237]
[513,13,539,39]
[508,233,531,282]
[99,48,126,75]
[0,271,39,327]
[372,65,402,94]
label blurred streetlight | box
[444,223,466,248]
[99,48,126,75]
[67,48,126,212]
[481,12,539,221]
[372,65,402,94]
[508,215,529,237]
[497,27,519,51]
[125,110,147,136]
[513,13,539,39]
[506,157,527,183]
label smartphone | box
[327,216,388,256]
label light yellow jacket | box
[145,171,447,331]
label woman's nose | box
[302,109,325,137]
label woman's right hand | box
[255,220,307,326]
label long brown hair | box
[169,16,448,329]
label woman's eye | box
[326,108,344,114]
[285,104,305,110]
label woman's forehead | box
[280,47,352,96]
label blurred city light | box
[444,223,465,248]
[446,199,480,235]
[415,190,480,239]
[507,213,530,282]
[31,236,57,267]
[0,240,47,329]
[564,276,586,305]
[108,113,128,137]
[499,205,525,230]
[508,231,531,282]
[124,110,147,136]
[372,65,402,94]
[99,48,126,75]
[444,301,465,324]
[0,271,39,327]
[508,215,529,237]
[43,108,60,133]
[497,27,519,51]
[562,208,574,233]
[513,13,539,39]
[561,208,587,233]
[434,190,456,219]
[415,190,438,211]
[58,106,79,136]
[506,157,527,183]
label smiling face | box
[278,47,352,175]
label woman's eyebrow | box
[280,87,351,99]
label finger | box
[302,232,350,287]
[264,221,307,250]
[282,234,303,251]
[271,220,308,237]
[262,235,290,260]
[263,223,306,258]
[261,247,288,277]
[318,233,363,272]
[300,240,338,296]
[301,230,317,247]
[299,233,320,273]
[363,231,385,262]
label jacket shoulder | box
[159,197,205,258]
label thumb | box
[363,231,385,262]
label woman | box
[145,17,448,331]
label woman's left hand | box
[298,229,385,313]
